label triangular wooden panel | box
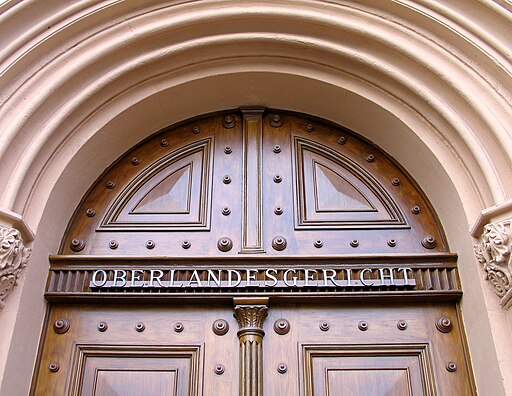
[293,136,407,229]
[313,162,375,212]
[100,138,212,230]
[132,164,192,214]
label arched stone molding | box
[0,1,511,395]
[0,0,511,229]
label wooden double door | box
[33,110,474,394]
[34,301,473,395]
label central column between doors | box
[234,298,269,396]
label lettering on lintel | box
[89,267,415,290]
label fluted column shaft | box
[233,298,268,396]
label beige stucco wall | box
[0,1,511,394]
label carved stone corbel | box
[233,298,268,396]
[0,226,31,309]
[474,219,512,307]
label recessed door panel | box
[326,369,412,396]
[75,346,199,396]
[94,370,177,396]
[303,345,432,395]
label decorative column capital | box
[234,298,268,330]
[474,219,512,308]
[234,304,268,337]
[0,226,31,309]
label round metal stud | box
[97,321,108,332]
[273,145,282,153]
[224,145,232,154]
[86,208,96,217]
[338,136,347,145]
[223,115,235,129]
[131,157,140,165]
[270,114,283,128]
[214,364,225,375]
[274,206,283,215]
[391,178,401,186]
[222,207,231,216]
[217,237,233,252]
[182,240,191,249]
[314,240,323,248]
[212,319,229,335]
[192,126,200,134]
[366,154,375,163]
[319,321,330,331]
[421,235,437,249]
[358,321,369,331]
[436,316,453,333]
[272,236,287,251]
[53,318,70,334]
[49,362,60,373]
[174,322,184,333]
[70,238,85,252]
[109,240,118,250]
[160,139,169,147]
[411,205,421,214]
[277,363,288,374]
[135,322,145,332]
[397,320,408,331]
[274,319,290,335]
[273,174,282,183]
[223,175,231,184]
[446,362,457,372]
[106,180,115,189]
[350,239,359,248]
[305,123,315,132]
[146,240,156,249]
[338,136,346,145]
[387,239,397,247]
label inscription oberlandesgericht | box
[89,267,415,289]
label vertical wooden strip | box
[241,109,265,253]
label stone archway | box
[0,1,511,395]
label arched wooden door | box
[32,110,475,395]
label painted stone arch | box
[0,1,510,395]
[60,109,448,258]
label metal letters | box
[89,266,415,290]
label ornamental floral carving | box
[474,220,512,303]
[0,226,31,309]
[234,305,268,330]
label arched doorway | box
[32,110,474,395]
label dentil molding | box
[474,219,512,308]
[0,226,31,309]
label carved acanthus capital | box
[474,219,512,307]
[0,226,31,309]
[234,304,268,332]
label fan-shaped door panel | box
[59,111,446,256]
[101,139,213,231]
[293,136,407,228]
